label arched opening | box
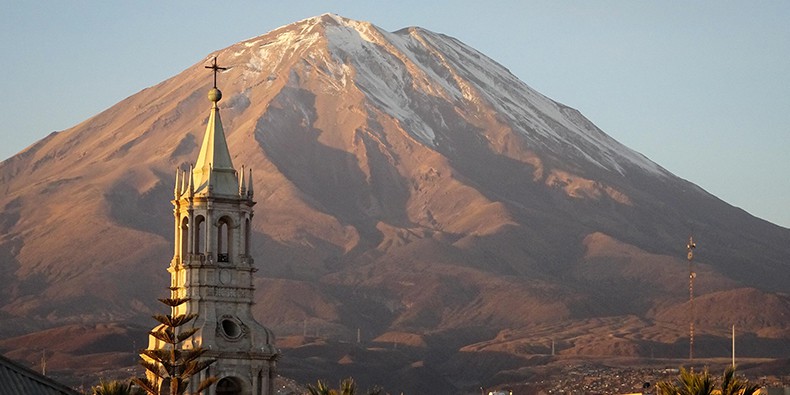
[244,218,251,256]
[217,216,233,262]
[194,215,205,255]
[180,217,189,258]
[216,377,243,395]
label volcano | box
[1,14,788,393]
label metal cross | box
[205,56,227,88]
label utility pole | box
[687,236,696,361]
[732,324,736,370]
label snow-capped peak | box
[230,15,667,177]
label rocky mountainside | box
[1,14,788,393]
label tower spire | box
[192,57,237,196]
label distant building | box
[141,59,278,395]
[0,353,80,395]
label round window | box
[221,319,242,339]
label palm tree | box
[90,379,145,395]
[306,379,335,395]
[656,367,715,395]
[719,367,760,395]
[655,367,760,395]
[306,378,383,395]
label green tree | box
[655,367,760,395]
[133,292,216,395]
[90,379,145,395]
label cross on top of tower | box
[205,56,227,88]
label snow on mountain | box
[229,14,665,177]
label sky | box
[1,1,788,228]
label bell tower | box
[150,56,278,395]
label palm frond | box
[158,297,190,307]
[176,328,199,343]
[139,360,165,378]
[132,377,159,395]
[307,380,333,395]
[192,377,218,394]
[720,367,761,395]
[340,378,357,395]
[141,348,174,362]
[152,313,197,328]
[150,327,176,344]
[180,358,216,378]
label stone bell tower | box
[148,57,278,395]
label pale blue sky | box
[1,1,788,228]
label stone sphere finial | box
[208,87,223,103]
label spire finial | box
[205,56,227,89]
[174,168,181,198]
[205,56,227,104]
[239,165,246,197]
[247,168,254,199]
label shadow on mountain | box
[104,172,171,238]
[255,85,413,250]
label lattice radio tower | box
[687,236,696,360]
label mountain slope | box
[1,14,788,391]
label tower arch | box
[216,376,244,395]
[194,215,206,255]
[180,216,189,258]
[244,217,251,256]
[217,215,234,263]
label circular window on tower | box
[218,316,245,340]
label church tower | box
[147,57,278,395]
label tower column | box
[188,209,195,256]
[206,206,214,262]
[173,208,180,260]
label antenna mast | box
[732,324,736,370]
[687,236,696,361]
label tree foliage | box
[655,367,760,395]
[719,367,761,395]
[90,379,145,395]
[133,289,216,395]
[306,378,384,395]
